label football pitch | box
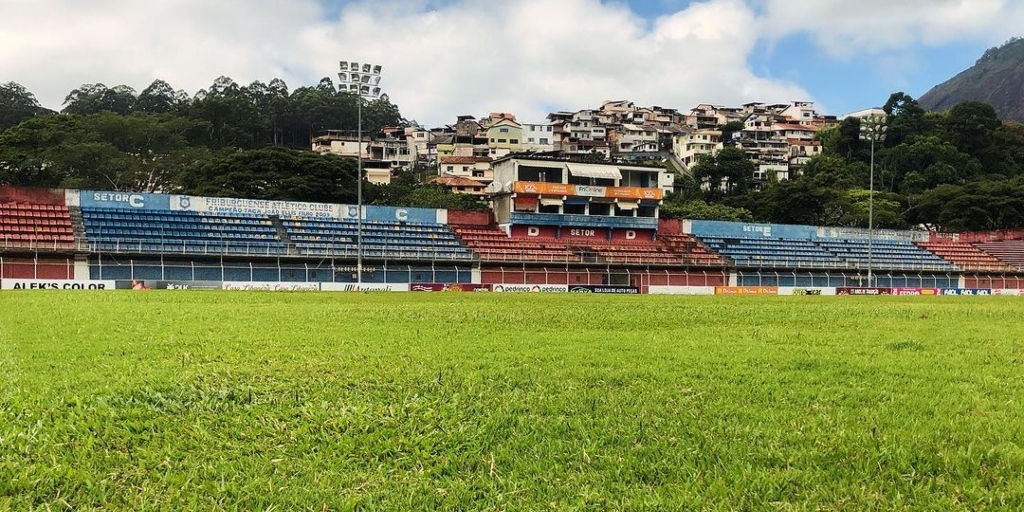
[2,292,1023,510]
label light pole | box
[338,61,384,285]
[859,115,887,288]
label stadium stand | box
[81,208,288,256]
[917,240,1016,271]
[815,238,956,271]
[973,241,1024,269]
[0,202,76,250]
[283,218,472,261]
[452,225,725,266]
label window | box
[490,138,495,143]
[499,127,509,133]
[498,139,507,143]
[547,126,553,131]
[472,170,485,177]
[539,138,548,144]
[510,139,519,144]
[462,166,469,172]
[528,138,535,143]
[446,165,454,172]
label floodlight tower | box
[338,61,384,285]
[859,115,887,288]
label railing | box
[510,213,658,230]
[0,238,76,252]
[726,257,960,272]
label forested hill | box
[919,37,1024,122]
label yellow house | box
[486,119,522,153]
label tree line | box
[663,92,1024,232]
[0,78,487,211]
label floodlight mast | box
[859,115,887,288]
[338,61,384,285]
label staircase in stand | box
[68,206,87,250]
[268,215,299,256]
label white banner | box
[647,286,715,295]
[994,289,1023,296]
[222,282,322,292]
[171,195,351,220]
[1,279,116,290]
[491,284,568,293]
[319,283,411,292]
[777,287,837,296]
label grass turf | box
[1,292,1023,510]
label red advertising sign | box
[837,287,892,295]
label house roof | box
[431,176,487,187]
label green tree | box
[1,82,51,132]
[691,146,754,197]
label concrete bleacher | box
[973,241,1024,270]
[816,239,956,271]
[81,208,288,256]
[453,226,725,266]
[699,237,838,269]
[283,218,473,261]
[0,202,75,250]
[917,240,1016,272]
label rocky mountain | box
[919,38,1024,123]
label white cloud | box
[5,0,1021,126]
[758,0,1024,57]
[0,0,812,126]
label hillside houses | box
[312,98,837,193]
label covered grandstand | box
[3,182,1024,292]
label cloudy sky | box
[2,0,1023,126]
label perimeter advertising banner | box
[222,282,322,291]
[836,287,893,295]
[491,284,569,293]
[568,285,640,294]
[941,288,994,296]
[893,288,940,296]
[410,283,492,292]
[319,283,411,292]
[715,286,779,295]
[1,279,115,290]
[114,280,223,290]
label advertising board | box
[222,282,322,292]
[893,287,940,296]
[319,283,411,292]
[1,279,115,290]
[114,280,223,290]
[410,283,492,292]
[491,284,568,293]
[567,285,640,294]
[647,286,716,295]
[836,287,892,295]
[777,287,836,296]
[941,288,994,296]
[714,286,779,295]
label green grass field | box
[2,292,1023,510]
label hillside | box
[918,38,1024,122]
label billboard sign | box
[568,285,640,294]
[941,288,994,296]
[320,283,411,292]
[171,195,342,219]
[836,287,892,295]
[410,283,492,292]
[1,279,115,290]
[714,286,779,295]
[222,282,322,292]
[491,284,568,293]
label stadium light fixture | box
[338,60,384,285]
[859,115,887,288]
